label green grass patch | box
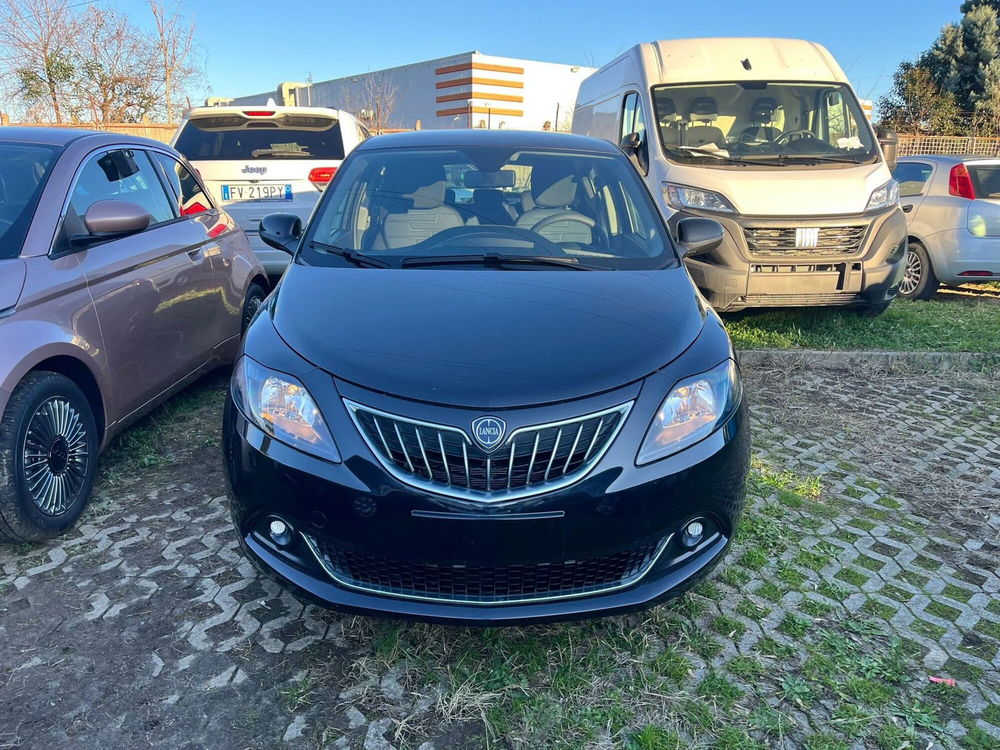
[724,299,1000,353]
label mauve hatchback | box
[225,130,750,624]
[0,128,267,542]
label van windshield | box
[174,114,344,160]
[0,142,60,259]
[651,82,877,166]
[303,145,676,271]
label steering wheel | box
[530,212,596,235]
[775,129,819,144]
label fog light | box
[268,518,293,547]
[686,521,704,537]
[680,518,706,549]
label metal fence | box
[1,118,176,143]
[898,134,1000,157]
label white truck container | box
[573,38,907,313]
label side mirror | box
[620,132,642,152]
[620,131,648,174]
[675,217,724,257]
[75,200,151,244]
[877,128,898,171]
[259,213,302,254]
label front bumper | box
[671,207,907,310]
[224,380,750,625]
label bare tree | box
[344,73,398,133]
[72,6,161,123]
[0,0,79,122]
[149,0,200,123]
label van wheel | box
[898,241,939,300]
[241,282,268,334]
[0,372,99,542]
[859,300,892,317]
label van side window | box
[153,152,213,215]
[892,162,933,198]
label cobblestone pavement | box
[0,366,997,749]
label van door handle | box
[902,204,913,213]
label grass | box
[724,297,1000,353]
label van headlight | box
[663,183,737,214]
[231,356,341,462]
[637,359,742,465]
[865,179,899,212]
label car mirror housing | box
[675,217,724,257]
[81,200,151,239]
[259,213,302,254]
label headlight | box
[865,179,899,212]
[231,356,341,462]
[663,183,737,214]
[637,359,742,465]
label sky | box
[112,0,962,108]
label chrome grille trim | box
[344,399,633,503]
[302,532,670,606]
[744,224,869,257]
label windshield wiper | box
[251,149,312,158]
[664,146,748,166]
[739,154,866,165]
[309,241,391,268]
[400,253,597,271]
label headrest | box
[750,97,778,121]
[405,180,447,209]
[658,97,682,125]
[473,188,505,208]
[534,175,577,207]
[689,97,718,123]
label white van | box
[172,106,369,277]
[573,38,907,314]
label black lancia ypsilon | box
[224,130,749,624]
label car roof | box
[183,105,349,119]
[356,128,622,154]
[899,153,1000,165]
[0,126,168,150]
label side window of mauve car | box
[153,152,213,216]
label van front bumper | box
[672,207,907,311]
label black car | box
[223,129,749,624]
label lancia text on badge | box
[471,416,506,452]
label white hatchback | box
[172,106,369,277]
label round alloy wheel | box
[21,397,90,516]
[900,248,922,296]
[243,293,264,329]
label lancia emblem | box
[795,227,820,248]
[471,416,506,452]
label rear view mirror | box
[77,200,151,243]
[675,217,724,257]
[259,213,302,254]
[464,169,516,188]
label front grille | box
[304,534,664,604]
[744,225,868,257]
[345,400,632,502]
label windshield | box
[303,145,675,271]
[651,82,877,166]
[0,142,60,259]
[174,114,344,160]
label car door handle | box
[902,204,913,213]
[187,246,204,259]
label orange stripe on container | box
[436,105,524,117]
[436,76,524,90]
[436,91,524,103]
[435,62,525,75]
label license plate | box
[221,184,293,202]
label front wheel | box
[0,372,99,542]
[898,241,939,300]
[241,281,268,334]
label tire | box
[898,241,939,300]
[0,372,99,542]
[241,281,268,334]
[858,299,892,317]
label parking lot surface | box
[1,365,998,749]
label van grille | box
[744,225,868,257]
[345,400,632,502]
[303,534,664,604]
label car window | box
[174,114,345,160]
[967,164,1000,199]
[153,152,213,215]
[892,162,933,198]
[306,145,675,270]
[0,142,60,259]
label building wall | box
[228,52,595,131]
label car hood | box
[271,264,706,408]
